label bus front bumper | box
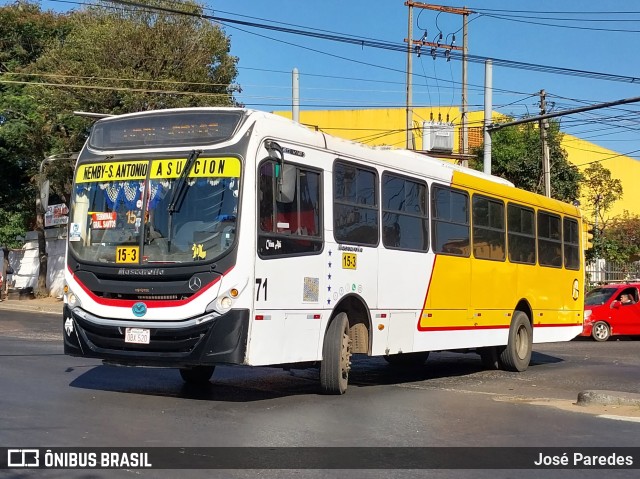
[63,305,249,367]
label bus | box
[63,107,585,394]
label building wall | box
[274,108,637,220]
[1,227,66,297]
[561,134,639,219]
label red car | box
[581,283,640,341]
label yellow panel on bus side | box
[419,255,471,330]
[469,257,516,328]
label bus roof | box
[91,107,581,217]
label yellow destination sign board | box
[75,157,240,183]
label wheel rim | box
[594,323,608,340]
[515,324,529,360]
[340,325,351,381]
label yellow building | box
[274,107,637,220]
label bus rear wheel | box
[499,311,532,372]
[320,313,351,395]
[179,366,215,385]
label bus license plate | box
[116,246,139,264]
[125,328,150,344]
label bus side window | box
[257,159,323,258]
[431,185,470,257]
[334,161,379,246]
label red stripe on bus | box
[418,322,582,332]
[67,265,231,308]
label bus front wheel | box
[320,313,352,395]
[499,311,532,372]
[179,366,215,385]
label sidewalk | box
[0,296,63,314]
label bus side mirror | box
[264,139,295,203]
[276,164,296,203]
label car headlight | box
[584,310,592,321]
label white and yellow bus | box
[63,108,584,394]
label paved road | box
[1,308,640,479]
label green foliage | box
[0,209,28,248]
[0,0,239,237]
[0,1,70,69]
[581,162,623,227]
[0,1,69,232]
[593,212,640,263]
[471,118,583,203]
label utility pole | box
[292,67,300,123]
[539,89,551,198]
[36,153,76,296]
[461,10,469,166]
[483,60,492,175]
[406,3,414,149]
[404,2,474,158]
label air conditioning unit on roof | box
[422,121,454,153]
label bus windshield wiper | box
[167,149,201,252]
[168,149,201,214]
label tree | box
[0,1,239,294]
[581,162,623,229]
[596,212,640,264]
[27,0,239,198]
[471,118,583,203]
[0,1,70,230]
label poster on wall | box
[44,204,69,228]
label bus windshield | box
[68,157,240,264]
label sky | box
[12,1,640,160]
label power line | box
[96,0,640,85]
[479,12,640,33]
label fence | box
[585,259,640,288]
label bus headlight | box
[206,279,248,314]
[64,285,81,310]
[219,296,233,310]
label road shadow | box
[67,349,564,402]
[530,351,564,365]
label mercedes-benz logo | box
[188,276,202,291]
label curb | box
[577,390,640,407]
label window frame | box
[472,194,506,262]
[381,171,429,252]
[333,159,380,247]
[563,217,581,271]
[257,157,324,259]
[431,184,470,257]
[537,210,563,268]
[507,202,537,265]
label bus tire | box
[179,366,215,385]
[499,311,532,372]
[320,313,351,395]
[384,351,430,368]
[591,321,610,342]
